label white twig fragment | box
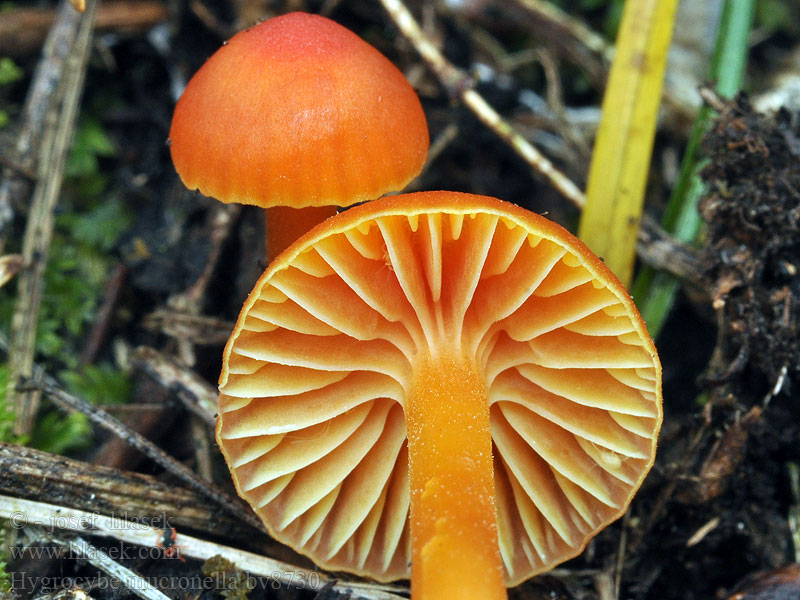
[0,495,406,600]
[24,528,170,600]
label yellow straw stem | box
[578,0,679,287]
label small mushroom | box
[169,12,429,262]
[217,191,662,598]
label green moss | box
[202,556,255,600]
[0,107,133,456]
[0,58,22,86]
[0,559,11,595]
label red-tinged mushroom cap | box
[169,12,429,209]
[216,191,662,596]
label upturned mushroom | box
[169,12,429,262]
[216,191,662,599]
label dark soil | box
[2,2,800,600]
[700,93,800,391]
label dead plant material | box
[675,406,762,504]
[12,370,266,534]
[141,309,234,348]
[79,263,126,367]
[699,93,800,398]
[0,1,169,56]
[130,346,217,424]
[0,442,251,540]
[6,0,99,437]
[723,563,800,600]
[0,254,23,288]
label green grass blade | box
[633,0,755,338]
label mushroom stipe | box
[217,191,662,599]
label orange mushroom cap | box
[169,12,429,209]
[216,191,662,594]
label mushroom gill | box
[217,191,662,596]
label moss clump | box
[201,555,254,600]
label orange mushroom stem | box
[407,350,505,598]
[265,206,339,264]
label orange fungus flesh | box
[408,351,505,599]
[168,12,429,210]
[265,205,338,263]
[216,191,662,593]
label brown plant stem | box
[7,0,99,436]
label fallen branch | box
[7,0,99,436]
[0,1,168,56]
[22,527,170,600]
[16,374,265,536]
[0,442,251,541]
[0,0,82,247]
[1,495,407,600]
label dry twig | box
[130,346,217,426]
[0,442,252,541]
[635,214,704,287]
[79,263,126,367]
[7,0,99,436]
[140,310,234,352]
[510,0,613,63]
[0,0,83,245]
[23,527,170,600]
[1,495,407,600]
[379,0,587,209]
[0,1,169,56]
[167,203,242,319]
[15,373,265,535]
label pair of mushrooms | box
[169,12,662,600]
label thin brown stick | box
[405,122,460,192]
[8,0,99,436]
[0,153,36,181]
[378,0,587,209]
[636,215,705,287]
[0,1,82,248]
[140,310,234,349]
[79,262,127,367]
[0,1,169,56]
[511,0,613,62]
[130,346,217,426]
[191,416,214,481]
[451,0,696,126]
[168,203,242,315]
[613,511,630,599]
[157,202,240,367]
[9,361,266,534]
